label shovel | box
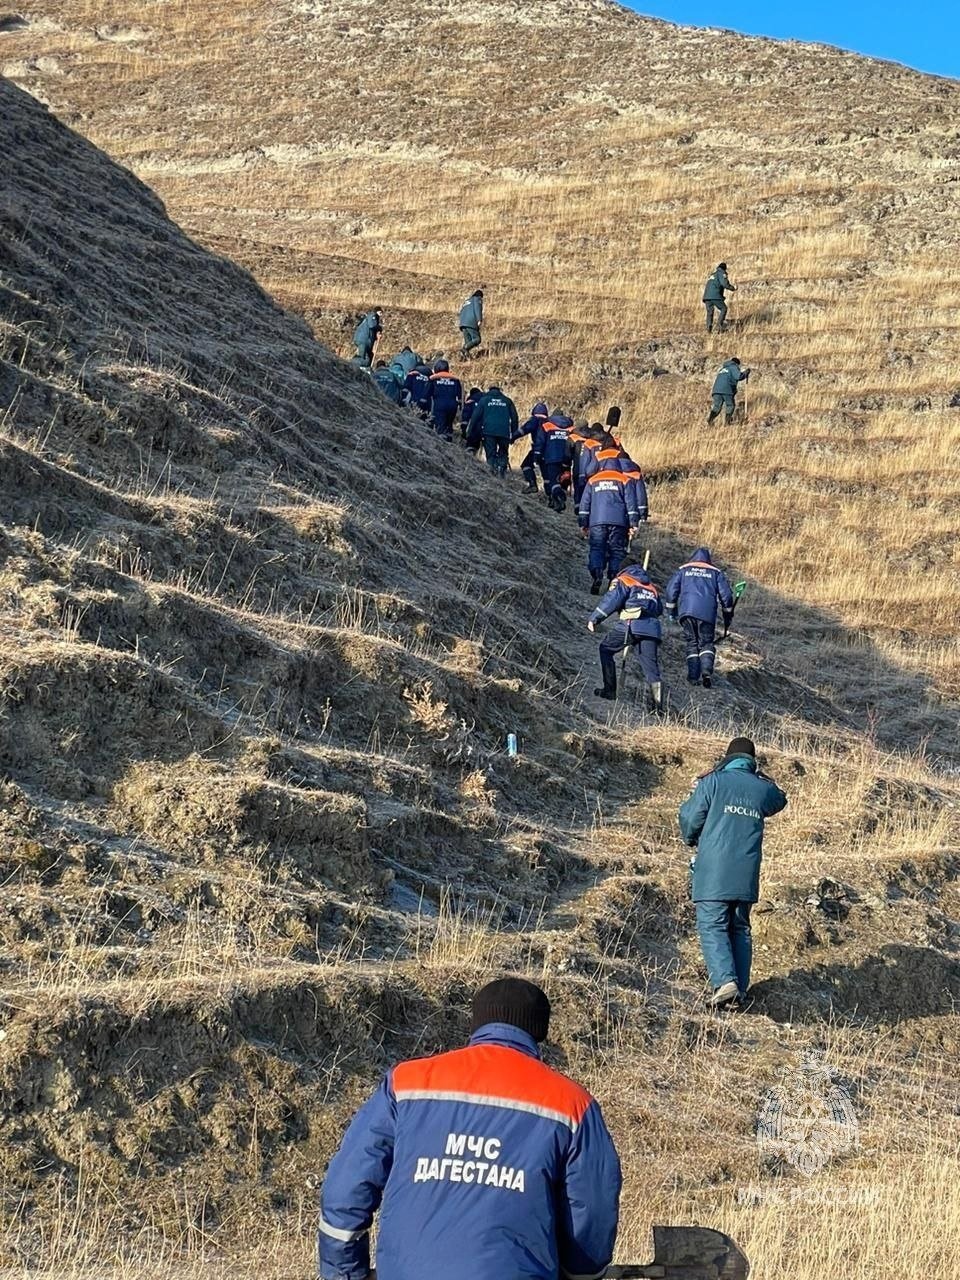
[620,547,651,696]
[609,1224,749,1279]
[721,580,747,641]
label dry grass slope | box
[1,2,960,1278]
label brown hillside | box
[2,2,960,1278]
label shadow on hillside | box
[645,523,959,762]
[751,944,960,1026]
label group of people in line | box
[347,266,753,712]
[315,267,792,1280]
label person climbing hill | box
[702,263,736,333]
[468,383,518,475]
[587,563,664,711]
[708,357,750,425]
[532,410,574,511]
[578,465,644,593]
[352,307,382,366]
[514,401,550,493]
[428,359,463,441]
[679,738,788,1009]
[664,548,735,689]
[458,288,484,358]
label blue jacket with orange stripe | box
[578,468,642,529]
[663,547,734,624]
[589,566,663,639]
[532,414,575,465]
[318,1023,621,1280]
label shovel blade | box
[607,1224,750,1280]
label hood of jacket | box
[549,413,573,429]
[619,564,652,585]
[532,401,548,417]
[690,547,712,564]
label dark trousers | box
[432,406,457,440]
[520,449,538,489]
[708,393,735,424]
[704,300,727,332]
[482,436,509,475]
[573,473,587,513]
[588,524,628,583]
[696,900,752,993]
[540,460,567,509]
[460,326,481,354]
[599,623,660,693]
[681,617,717,682]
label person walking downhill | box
[702,263,736,333]
[458,289,484,359]
[663,547,735,689]
[318,977,622,1280]
[587,563,664,711]
[679,737,787,1008]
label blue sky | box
[625,2,960,79]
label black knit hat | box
[471,977,551,1042]
[725,736,756,759]
[718,261,727,270]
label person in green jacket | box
[468,383,518,475]
[708,357,750,425]
[702,262,736,332]
[679,736,787,1008]
[458,289,484,358]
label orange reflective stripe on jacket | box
[392,1043,593,1131]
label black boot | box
[589,577,603,595]
[594,687,616,701]
[702,674,712,689]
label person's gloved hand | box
[742,368,752,380]
[580,527,589,538]
[722,609,735,628]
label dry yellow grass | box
[2,1,960,1277]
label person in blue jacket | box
[708,357,750,425]
[467,384,518,475]
[532,411,574,511]
[458,289,484,358]
[513,401,549,493]
[372,361,406,406]
[461,386,483,450]
[587,563,663,710]
[578,465,645,594]
[352,308,382,366]
[664,547,735,688]
[679,737,788,1008]
[404,363,433,421]
[428,360,463,440]
[318,977,621,1280]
